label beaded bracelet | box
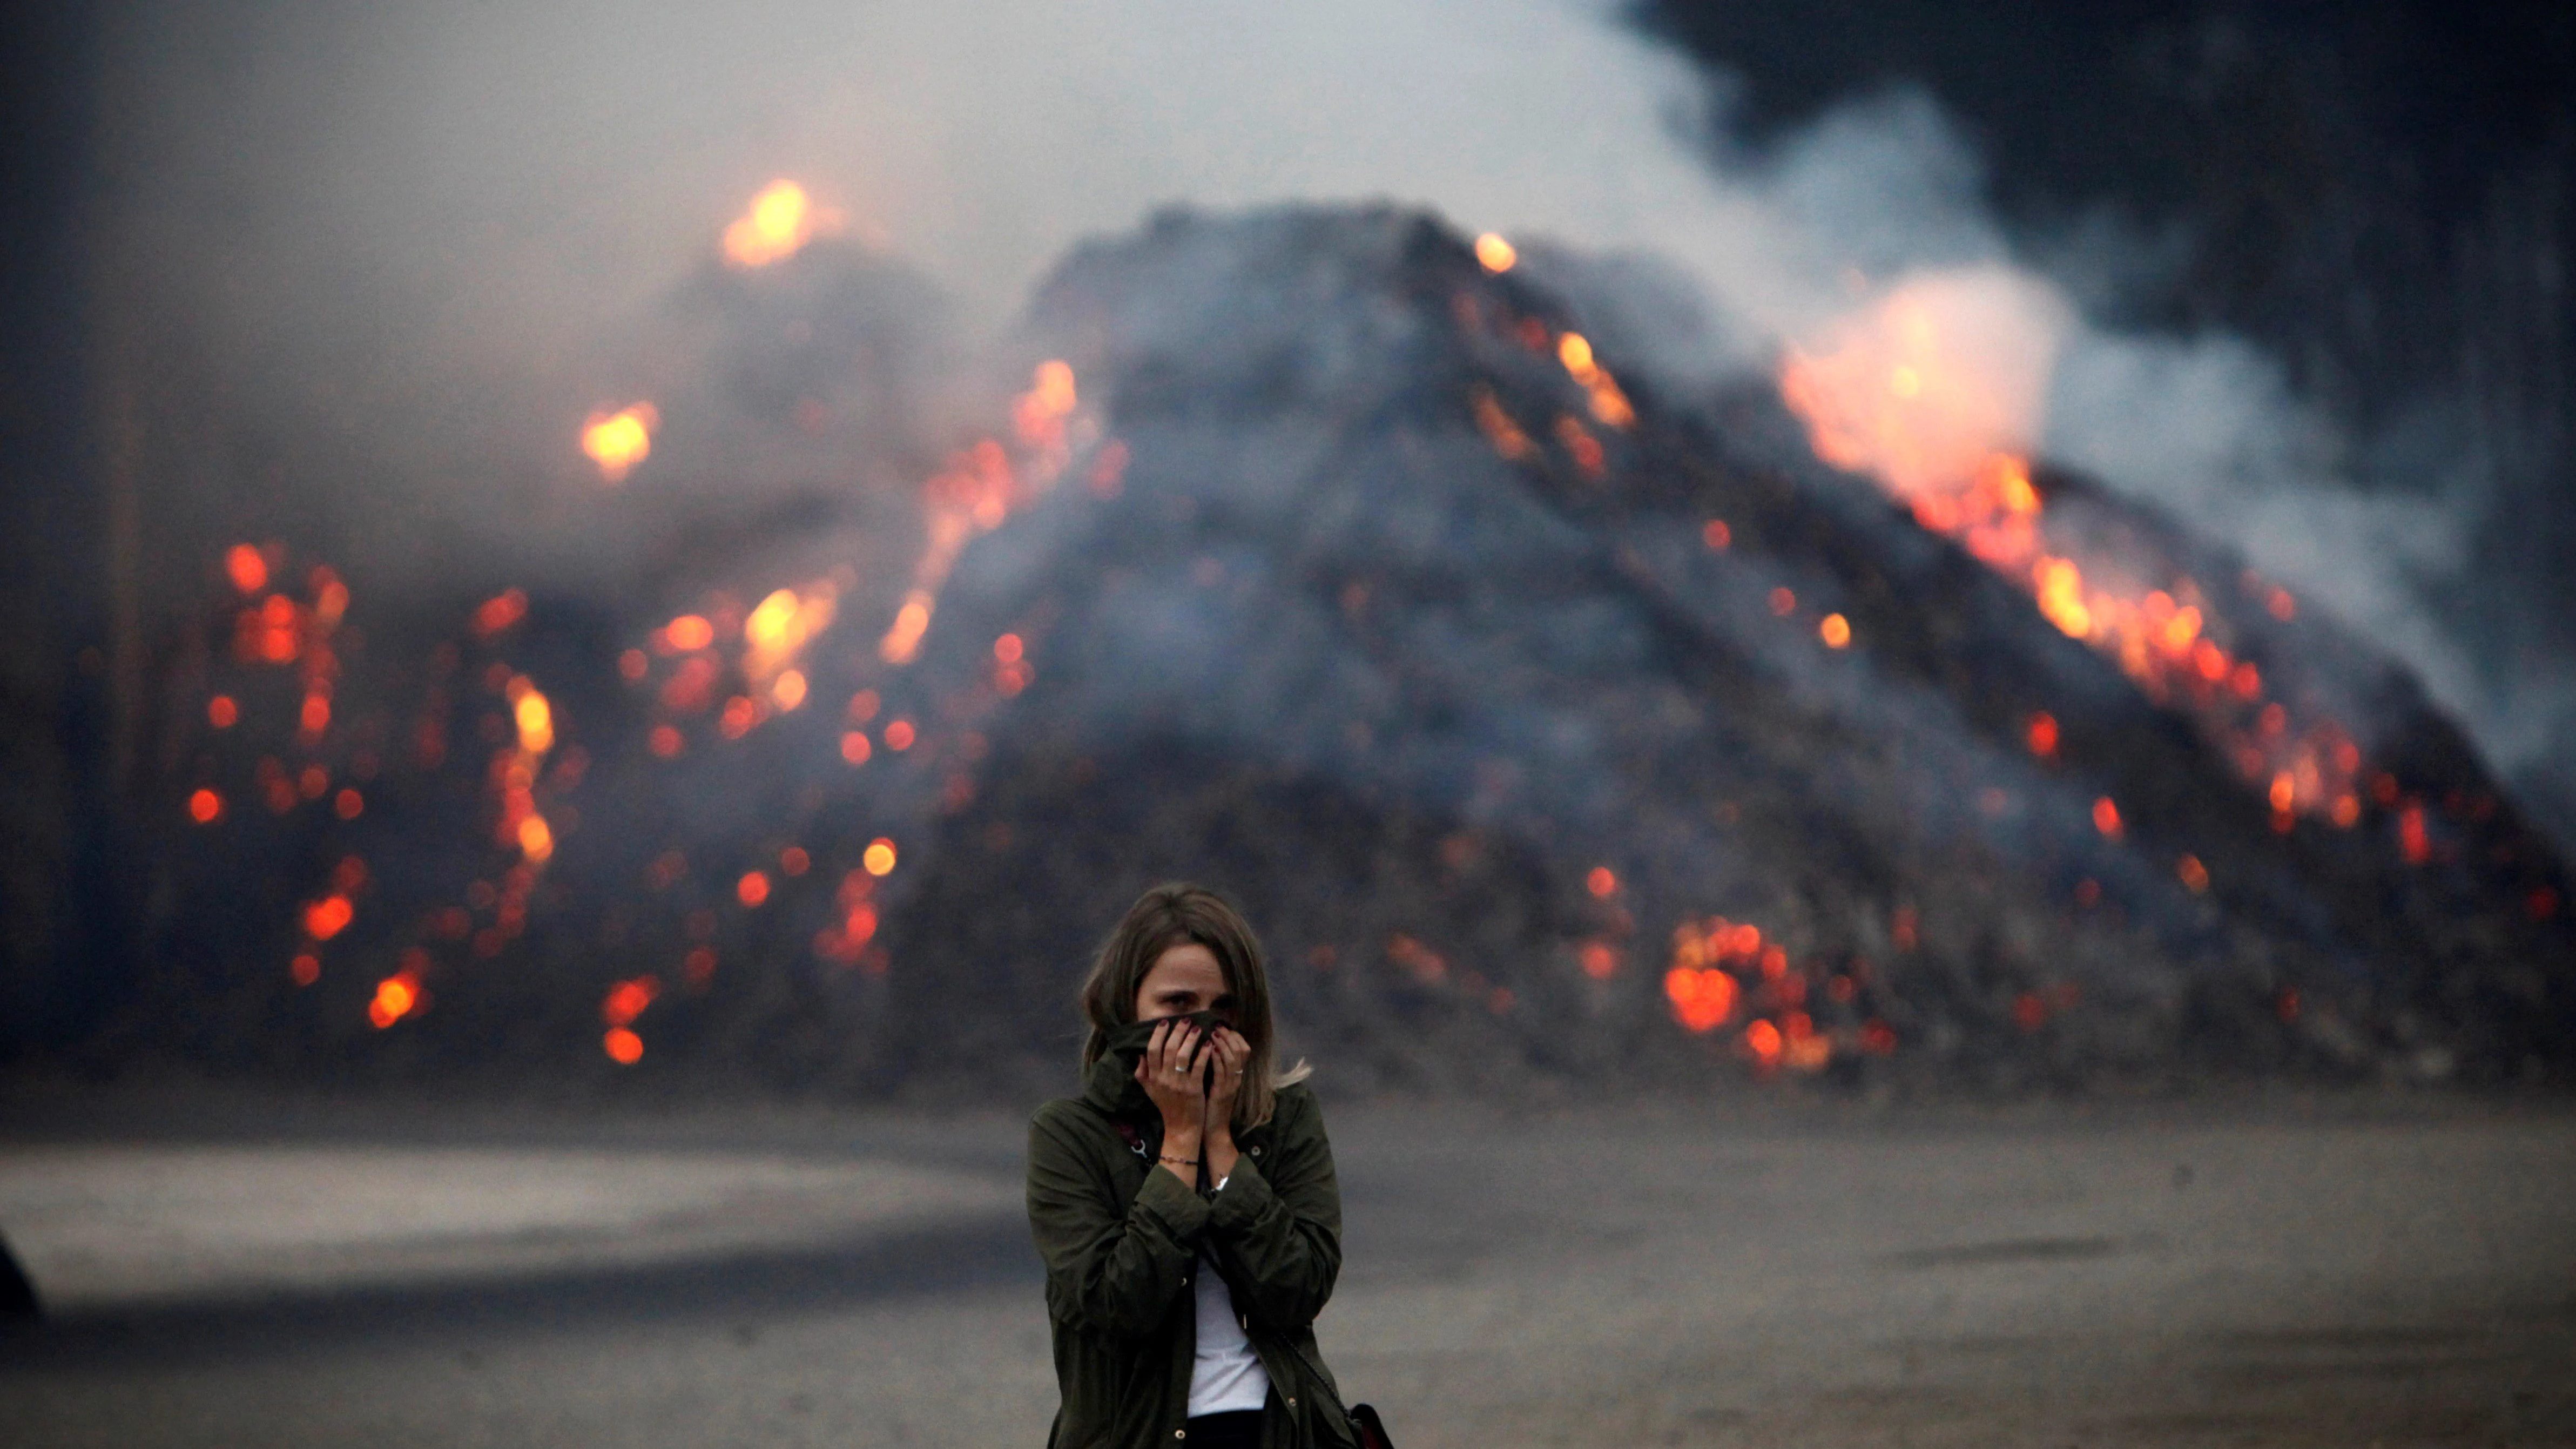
[1158,1154,1199,1168]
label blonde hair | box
[1078,882,1311,1129]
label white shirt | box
[1186,1180,1272,1416]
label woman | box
[1026,883,1358,1449]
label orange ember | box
[603,1027,644,1064]
[1665,967,1738,1032]
[1743,1018,1784,1069]
[664,614,716,652]
[862,838,898,876]
[208,695,238,728]
[2399,803,2430,864]
[602,976,659,1027]
[1013,361,1079,451]
[473,588,528,638]
[581,403,659,483]
[1702,518,1731,550]
[1471,388,1535,462]
[1578,941,1619,980]
[304,893,354,941]
[880,591,933,664]
[1586,866,1617,898]
[1555,333,1636,429]
[737,871,771,907]
[1473,233,1516,273]
[225,544,269,594]
[2092,797,2123,838]
[2177,853,2210,892]
[368,970,420,1029]
[188,788,222,824]
[840,731,872,765]
[884,719,915,751]
[1819,613,1852,649]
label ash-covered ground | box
[2,1087,2571,1448]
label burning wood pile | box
[122,196,2573,1097]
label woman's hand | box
[1201,1027,1250,1184]
[1134,1019,1206,1182]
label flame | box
[1781,275,2365,824]
[743,584,837,684]
[581,403,658,483]
[881,368,1094,664]
[494,675,557,866]
[510,682,554,755]
[1555,333,1635,430]
[723,180,836,268]
[1779,271,2063,501]
[1013,359,1078,453]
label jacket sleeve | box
[1027,1105,1209,1339]
[1203,1089,1343,1333]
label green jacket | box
[1026,1020,1358,1449]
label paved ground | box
[2,1088,2572,1447]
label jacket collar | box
[1078,1016,1272,1147]
[1081,1016,1164,1118]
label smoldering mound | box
[129,205,2575,1097]
[875,205,2574,1095]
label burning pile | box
[123,196,2573,1096]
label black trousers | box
[1183,1409,1264,1449]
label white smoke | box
[98,0,2517,783]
